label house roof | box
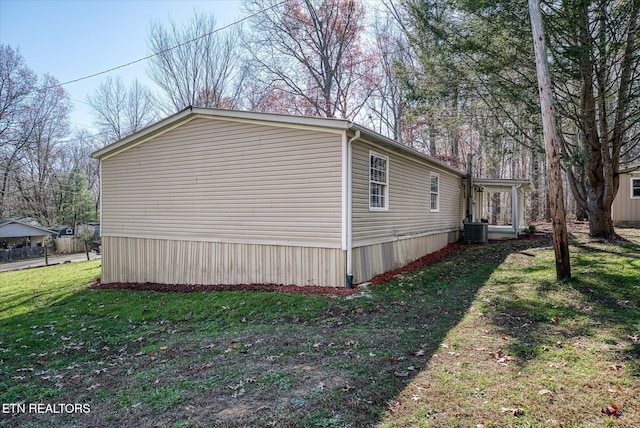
[92,107,466,177]
[473,178,535,193]
[0,217,56,238]
[620,165,640,174]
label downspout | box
[345,129,361,288]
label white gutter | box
[345,130,360,288]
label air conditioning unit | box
[464,222,488,244]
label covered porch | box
[0,218,56,262]
[470,178,534,240]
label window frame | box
[631,177,640,199]
[369,151,389,211]
[430,172,440,212]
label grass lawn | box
[0,229,638,427]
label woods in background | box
[1,0,638,237]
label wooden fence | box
[54,238,86,254]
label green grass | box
[1,230,639,427]
[377,232,640,427]
[0,260,101,319]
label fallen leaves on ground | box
[500,406,524,417]
[386,398,402,413]
[492,349,515,364]
[601,403,622,418]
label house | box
[77,222,101,237]
[0,217,56,262]
[0,217,55,249]
[612,166,640,227]
[92,107,469,288]
[51,225,75,238]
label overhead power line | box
[52,1,286,89]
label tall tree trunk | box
[575,204,587,222]
[0,169,9,218]
[529,0,571,280]
[530,148,540,221]
[587,195,615,237]
[450,86,460,158]
[429,122,437,156]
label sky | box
[0,0,244,132]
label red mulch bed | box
[367,233,543,285]
[90,236,541,296]
[89,281,360,296]
[368,241,463,285]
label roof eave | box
[0,220,57,235]
[92,107,195,159]
[92,107,464,177]
[349,123,466,177]
[474,177,536,192]
[92,107,355,160]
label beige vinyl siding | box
[102,236,345,286]
[612,173,640,226]
[352,231,457,283]
[351,140,463,246]
[101,117,343,247]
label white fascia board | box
[474,178,535,192]
[92,108,195,160]
[349,124,466,178]
[190,107,352,131]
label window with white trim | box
[430,173,439,212]
[632,177,640,198]
[369,152,388,210]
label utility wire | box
[51,1,286,89]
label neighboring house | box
[51,225,75,238]
[612,166,640,227]
[0,217,55,249]
[77,222,101,237]
[93,108,467,288]
[0,218,56,261]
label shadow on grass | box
[0,263,102,320]
[0,239,553,427]
[485,237,640,371]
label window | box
[632,178,640,198]
[430,173,439,212]
[370,152,388,210]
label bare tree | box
[13,74,72,224]
[147,12,243,112]
[0,45,38,217]
[1,46,94,228]
[364,9,412,142]
[244,0,371,119]
[87,76,158,141]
